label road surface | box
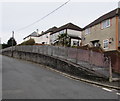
[2,55,119,99]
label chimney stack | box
[41,31,44,34]
[36,29,39,36]
[36,29,39,33]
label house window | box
[85,28,90,35]
[91,40,100,47]
[101,19,110,29]
[46,35,48,38]
[73,41,79,46]
[103,39,109,49]
[59,30,65,34]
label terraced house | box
[82,8,120,51]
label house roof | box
[44,26,58,34]
[39,26,57,37]
[83,8,120,30]
[23,31,39,40]
[50,23,82,35]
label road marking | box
[102,88,112,92]
[116,93,120,95]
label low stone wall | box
[2,50,107,81]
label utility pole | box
[118,1,120,8]
[11,31,14,57]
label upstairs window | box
[101,19,110,29]
[85,28,90,35]
[59,30,65,34]
[46,35,48,38]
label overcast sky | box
[0,0,119,44]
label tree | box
[1,43,9,49]
[58,33,70,47]
[7,37,17,47]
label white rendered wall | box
[67,29,81,38]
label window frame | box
[85,28,91,35]
[103,39,109,49]
[59,30,65,35]
[101,19,111,29]
[73,40,79,46]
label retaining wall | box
[2,50,107,81]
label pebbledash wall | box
[82,17,117,51]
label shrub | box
[7,37,17,46]
[1,43,9,49]
[19,38,35,45]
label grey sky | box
[0,1,119,44]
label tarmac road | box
[2,55,119,99]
